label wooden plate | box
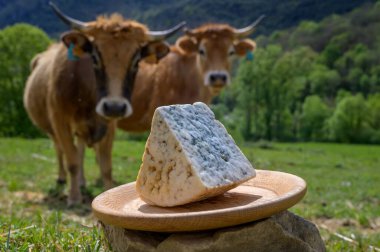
[92,170,307,232]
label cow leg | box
[77,139,86,189]
[51,135,66,195]
[95,122,115,190]
[53,125,82,206]
[53,139,66,183]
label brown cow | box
[24,3,184,205]
[118,16,264,132]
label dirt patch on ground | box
[314,217,380,235]
[8,190,95,224]
[13,191,45,203]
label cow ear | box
[141,41,170,64]
[234,39,257,57]
[176,36,197,54]
[61,31,92,58]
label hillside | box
[258,2,380,53]
[0,0,376,37]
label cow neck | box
[175,52,204,102]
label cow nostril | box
[103,102,109,113]
[209,73,228,85]
[102,101,128,117]
[120,103,127,113]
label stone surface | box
[100,211,326,252]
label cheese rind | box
[136,102,255,207]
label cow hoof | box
[67,196,83,207]
[80,185,87,194]
[56,178,67,185]
[79,182,86,189]
[48,180,66,197]
[80,186,94,199]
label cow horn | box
[234,15,266,38]
[147,21,186,41]
[49,2,87,31]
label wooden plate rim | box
[92,170,307,231]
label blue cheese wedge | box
[136,102,255,207]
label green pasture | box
[0,137,379,251]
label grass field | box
[0,137,379,251]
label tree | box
[320,32,351,68]
[288,21,320,49]
[327,94,371,143]
[235,45,283,141]
[367,93,380,130]
[369,65,380,94]
[233,45,322,141]
[0,23,50,137]
[367,93,380,143]
[335,44,375,94]
[271,46,318,140]
[300,95,330,141]
[309,65,341,100]
[335,89,351,103]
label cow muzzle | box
[96,97,133,119]
[205,70,230,95]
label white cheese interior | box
[136,102,255,207]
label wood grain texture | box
[92,170,307,232]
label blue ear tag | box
[246,51,254,61]
[68,43,79,61]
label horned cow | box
[118,16,264,132]
[24,3,184,205]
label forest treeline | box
[212,2,380,143]
[0,2,380,143]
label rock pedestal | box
[100,211,326,252]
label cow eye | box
[198,48,206,56]
[91,47,103,69]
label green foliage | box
[309,65,341,99]
[0,23,50,137]
[234,45,284,140]
[367,93,380,130]
[327,94,371,143]
[219,2,380,144]
[320,33,351,67]
[233,46,319,141]
[300,95,331,141]
[335,89,351,103]
[366,93,380,143]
